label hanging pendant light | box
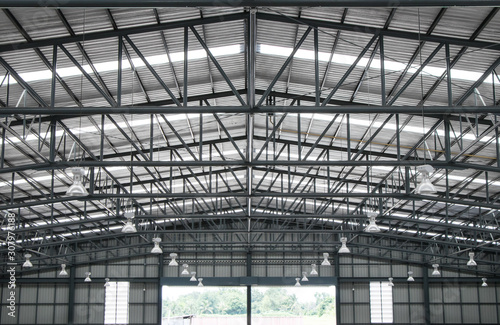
[104,278,110,287]
[181,264,190,275]
[431,264,440,276]
[467,252,477,266]
[197,278,204,287]
[338,237,351,253]
[190,272,197,282]
[388,277,394,286]
[416,165,436,195]
[481,278,488,287]
[59,264,68,276]
[321,253,331,266]
[169,253,179,266]
[23,254,33,268]
[66,168,89,196]
[122,211,137,233]
[407,271,415,282]
[151,238,163,254]
[84,272,92,282]
[365,212,381,233]
[301,272,309,282]
[310,263,318,276]
[294,278,301,287]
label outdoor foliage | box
[163,287,335,318]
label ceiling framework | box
[0,4,499,276]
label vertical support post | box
[423,267,431,325]
[248,8,256,108]
[68,264,76,325]
[445,43,452,106]
[314,27,320,106]
[183,26,188,107]
[51,45,57,107]
[117,36,123,106]
[380,35,386,106]
[157,254,164,325]
[335,255,341,325]
[247,251,252,325]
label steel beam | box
[2,105,500,115]
[1,0,498,7]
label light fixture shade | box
[197,278,204,287]
[104,278,110,287]
[23,254,33,268]
[84,272,92,282]
[365,212,381,233]
[169,253,178,266]
[416,165,437,194]
[338,237,351,253]
[432,264,440,276]
[388,277,394,286]
[181,264,189,275]
[481,278,488,287]
[122,212,137,233]
[295,278,301,287]
[467,252,477,266]
[66,168,89,196]
[59,264,68,276]
[407,271,415,282]
[310,263,318,276]
[301,272,309,282]
[151,238,163,254]
[190,272,197,281]
[321,252,331,266]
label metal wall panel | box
[409,285,424,303]
[479,285,496,303]
[130,264,145,277]
[144,303,158,323]
[354,284,370,303]
[393,304,410,323]
[352,264,368,277]
[145,285,158,303]
[460,284,479,303]
[480,304,498,324]
[430,304,444,323]
[129,304,144,324]
[36,305,54,324]
[443,304,461,323]
[74,284,89,303]
[90,264,106,277]
[340,283,353,303]
[37,284,55,303]
[355,303,371,323]
[129,283,145,303]
[442,285,460,303]
[19,284,37,303]
[54,305,69,324]
[55,284,70,303]
[340,304,354,323]
[393,285,409,303]
[106,263,129,277]
[18,305,37,323]
[462,304,480,323]
[88,303,105,324]
[409,304,425,323]
[429,284,443,303]
[89,285,105,304]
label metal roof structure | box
[0,1,499,276]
